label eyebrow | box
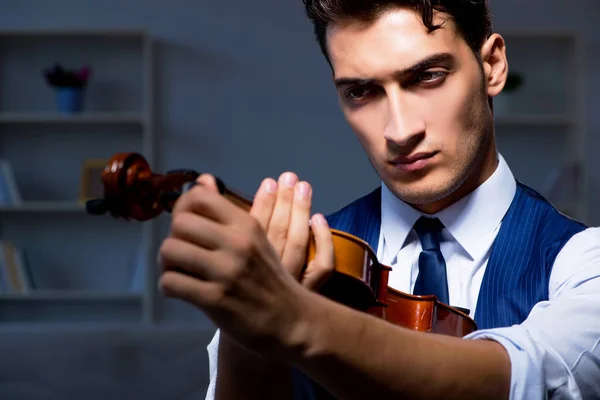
[334,52,455,87]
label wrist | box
[277,283,330,363]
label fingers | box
[302,213,334,291]
[266,172,298,256]
[168,169,321,291]
[170,211,222,251]
[250,178,278,230]
[281,181,312,278]
[196,173,220,193]
[158,236,231,282]
[172,180,242,225]
[250,172,314,279]
[159,269,222,309]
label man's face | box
[327,8,502,212]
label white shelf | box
[0,290,144,325]
[495,114,573,127]
[552,200,584,217]
[0,28,147,38]
[0,291,142,301]
[499,29,578,40]
[0,112,146,125]
[0,201,86,213]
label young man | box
[158,1,600,399]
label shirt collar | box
[380,153,517,260]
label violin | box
[87,152,477,337]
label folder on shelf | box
[0,241,34,293]
[0,159,22,205]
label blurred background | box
[0,0,598,398]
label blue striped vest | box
[293,181,587,398]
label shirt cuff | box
[205,329,220,400]
[464,326,546,400]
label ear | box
[480,33,508,97]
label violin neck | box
[215,177,253,212]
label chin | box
[384,173,464,207]
[395,187,451,206]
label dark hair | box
[303,0,493,62]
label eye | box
[344,86,376,102]
[415,71,447,85]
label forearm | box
[288,292,511,400]
[215,333,294,400]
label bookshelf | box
[493,29,588,223]
[0,29,157,326]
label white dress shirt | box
[205,154,600,399]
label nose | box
[383,90,425,147]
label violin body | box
[87,152,477,337]
[306,228,476,336]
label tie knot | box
[413,216,444,250]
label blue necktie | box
[412,216,449,305]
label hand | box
[157,173,334,357]
[250,172,334,290]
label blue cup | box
[56,87,84,113]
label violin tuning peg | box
[160,191,181,203]
[166,169,199,179]
[85,198,108,215]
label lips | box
[387,151,438,173]
[390,151,438,165]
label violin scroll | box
[85,152,251,221]
[85,152,200,221]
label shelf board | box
[0,291,144,325]
[0,291,141,301]
[0,201,85,213]
[498,29,578,40]
[0,112,146,125]
[0,28,147,38]
[553,200,583,217]
[495,114,573,127]
[0,291,142,301]
[0,321,146,331]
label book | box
[0,159,22,204]
[0,241,34,293]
